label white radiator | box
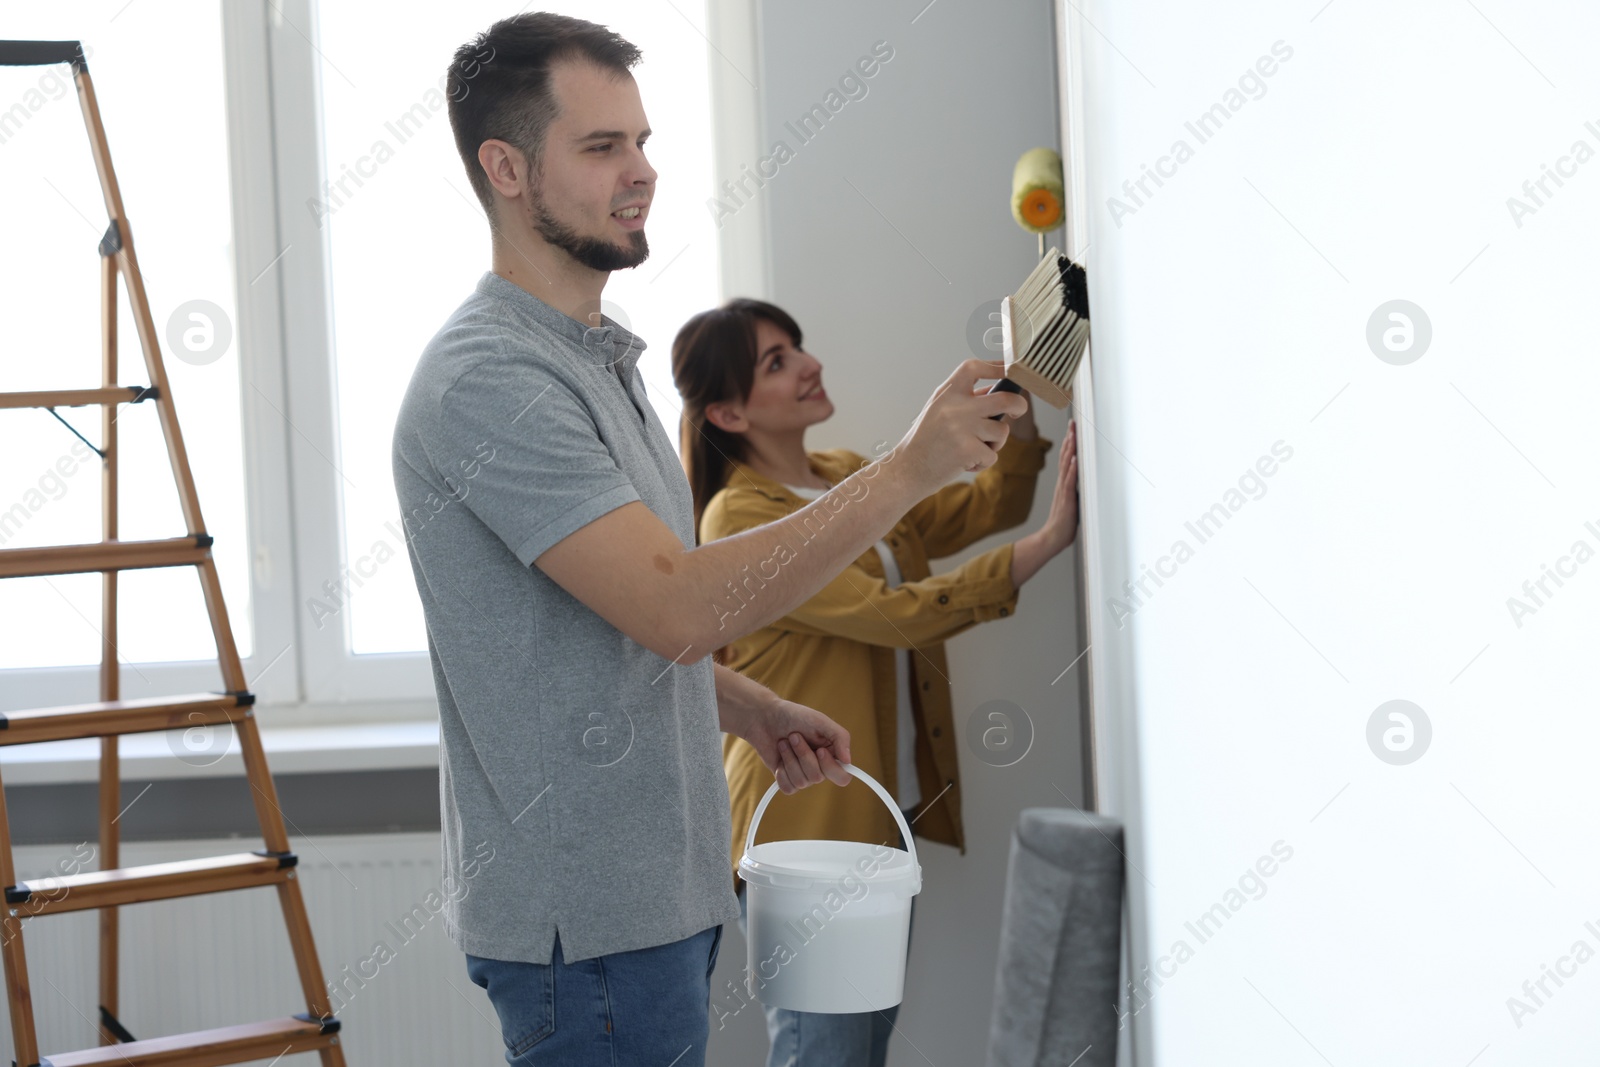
[0,832,507,1066]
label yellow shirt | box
[698,433,1053,882]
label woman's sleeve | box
[700,486,1022,650]
[904,433,1053,560]
[775,543,1020,649]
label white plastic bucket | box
[738,763,922,1014]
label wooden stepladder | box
[0,41,346,1067]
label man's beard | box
[530,196,649,272]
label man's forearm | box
[680,455,926,659]
[713,661,778,741]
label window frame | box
[263,0,436,707]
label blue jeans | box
[466,923,723,1066]
[734,811,917,1067]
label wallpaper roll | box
[1011,147,1065,233]
[985,808,1125,1067]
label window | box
[307,0,720,660]
[0,3,254,700]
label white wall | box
[1072,1,1600,1063]
[707,2,1080,1064]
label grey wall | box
[5,768,440,844]
[708,2,1082,1064]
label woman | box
[671,298,1079,1067]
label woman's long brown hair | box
[671,298,805,537]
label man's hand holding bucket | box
[715,663,851,794]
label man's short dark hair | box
[446,12,643,217]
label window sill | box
[0,712,440,786]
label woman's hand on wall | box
[1009,420,1080,587]
[1041,418,1079,549]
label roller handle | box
[985,376,1024,420]
[0,41,88,70]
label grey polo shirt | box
[391,270,739,965]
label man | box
[391,12,1027,1065]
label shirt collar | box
[476,271,647,378]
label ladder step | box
[0,536,211,579]
[0,691,252,747]
[7,851,297,916]
[39,1013,340,1067]
[0,386,150,410]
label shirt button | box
[999,607,1009,616]
[931,726,942,738]
[921,680,930,691]
[937,594,949,605]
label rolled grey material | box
[985,807,1125,1067]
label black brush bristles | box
[1008,248,1091,402]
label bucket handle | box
[744,762,920,875]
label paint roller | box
[986,147,1090,414]
[1011,146,1066,240]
